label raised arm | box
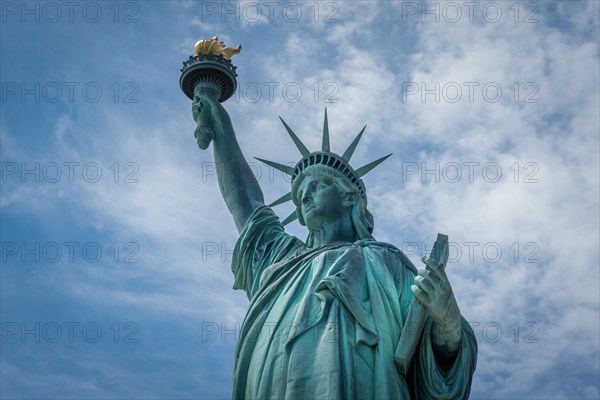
[192,94,264,232]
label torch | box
[179,37,241,149]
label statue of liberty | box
[184,39,477,399]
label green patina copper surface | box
[189,89,478,398]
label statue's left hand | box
[411,255,462,350]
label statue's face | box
[296,176,345,230]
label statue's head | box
[256,109,390,240]
[292,163,374,241]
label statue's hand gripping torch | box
[192,86,217,150]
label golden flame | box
[193,36,242,60]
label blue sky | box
[1,1,599,398]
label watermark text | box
[1,1,139,23]
[1,321,139,343]
[1,162,140,184]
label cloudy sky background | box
[1,1,599,398]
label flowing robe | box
[231,206,477,399]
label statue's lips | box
[303,205,315,214]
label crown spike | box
[269,192,292,207]
[279,117,310,157]
[281,210,298,226]
[322,108,330,152]
[355,153,393,177]
[341,125,366,162]
[254,157,295,176]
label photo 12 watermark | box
[1,241,140,264]
[197,240,539,265]
[400,1,539,24]
[402,82,539,104]
[1,82,139,104]
[400,161,540,184]
[1,1,140,23]
[197,159,541,189]
[1,321,140,343]
[198,1,339,24]
[233,81,339,104]
[1,161,140,184]
[401,241,539,264]
[199,320,539,344]
[200,161,298,186]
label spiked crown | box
[256,109,392,226]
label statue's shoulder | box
[353,239,418,275]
